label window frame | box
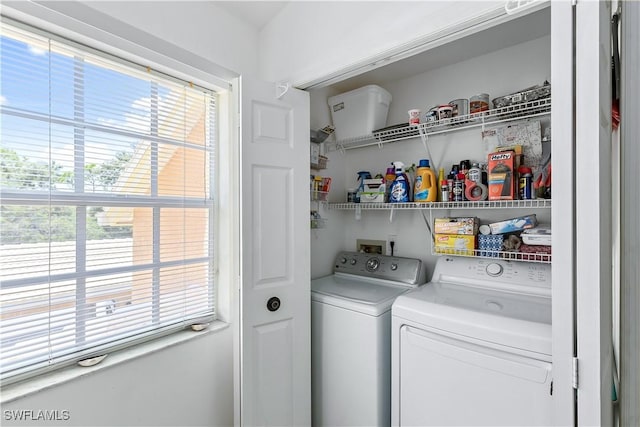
[0,17,225,384]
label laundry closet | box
[305,3,585,426]
[309,6,551,276]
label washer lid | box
[311,274,411,316]
[392,282,551,355]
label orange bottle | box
[414,159,437,202]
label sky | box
[0,29,172,171]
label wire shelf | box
[327,97,551,151]
[329,199,551,210]
[310,217,327,229]
[311,191,330,202]
[432,247,552,264]
[310,155,328,170]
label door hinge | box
[572,357,579,389]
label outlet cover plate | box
[356,239,386,255]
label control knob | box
[350,259,357,265]
[390,263,398,271]
[486,263,503,277]
[366,258,380,272]
[339,257,347,264]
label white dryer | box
[312,251,427,427]
[391,256,552,427]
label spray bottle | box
[384,167,396,202]
[414,159,438,202]
[355,171,371,203]
[389,161,410,203]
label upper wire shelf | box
[329,199,551,210]
[327,97,551,151]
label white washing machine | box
[312,251,427,427]
[391,256,552,427]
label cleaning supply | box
[355,171,372,203]
[518,166,533,200]
[447,171,455,202]
[452,173,465,201]
[384,167,396,202]
[404,163,416,202]
[389,161,410,203]
[468,163,481,183]
[438,168,447,202]
[414,159,437,202]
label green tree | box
[0,147,70,189]
[84,152,132,192]
[1,148,132,243]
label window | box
[0,22,216,381]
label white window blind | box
[0,22,216,381]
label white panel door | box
[550,1,577,425]
[239,77,310,427]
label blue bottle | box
[355,171,371,203]
[389,161,410,203]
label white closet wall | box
[310,34,551,278]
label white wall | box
[259,1,504,87]
[2,328,234,427]
[0,2,255,425]
[310,35,551,278]
[83,1,259,78]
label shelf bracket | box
[389,206,395,223]
[418,126,437,170]
[355,204,362,221]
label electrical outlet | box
[387,234,397,256]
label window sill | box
[0,320,230,404]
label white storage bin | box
[328,85,392,141]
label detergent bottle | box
[389,161,410,203]
[414,159,437,202]
[355,171,371,203]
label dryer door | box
[398,325,552,427]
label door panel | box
[252,165,292,287]
[575,1,614,425]
[240,77,310,427]
[252,320,294,426]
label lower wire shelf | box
[432,248,552,264]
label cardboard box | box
[478,234,504,257]
[518,244,552,262]
[434,217,479,235]
[489,214,537,234]
[488,150,516,200]
[360,178,386,203]
[434,234,476,256]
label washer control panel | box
[433,256,551,294]
[333,251,427,285]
